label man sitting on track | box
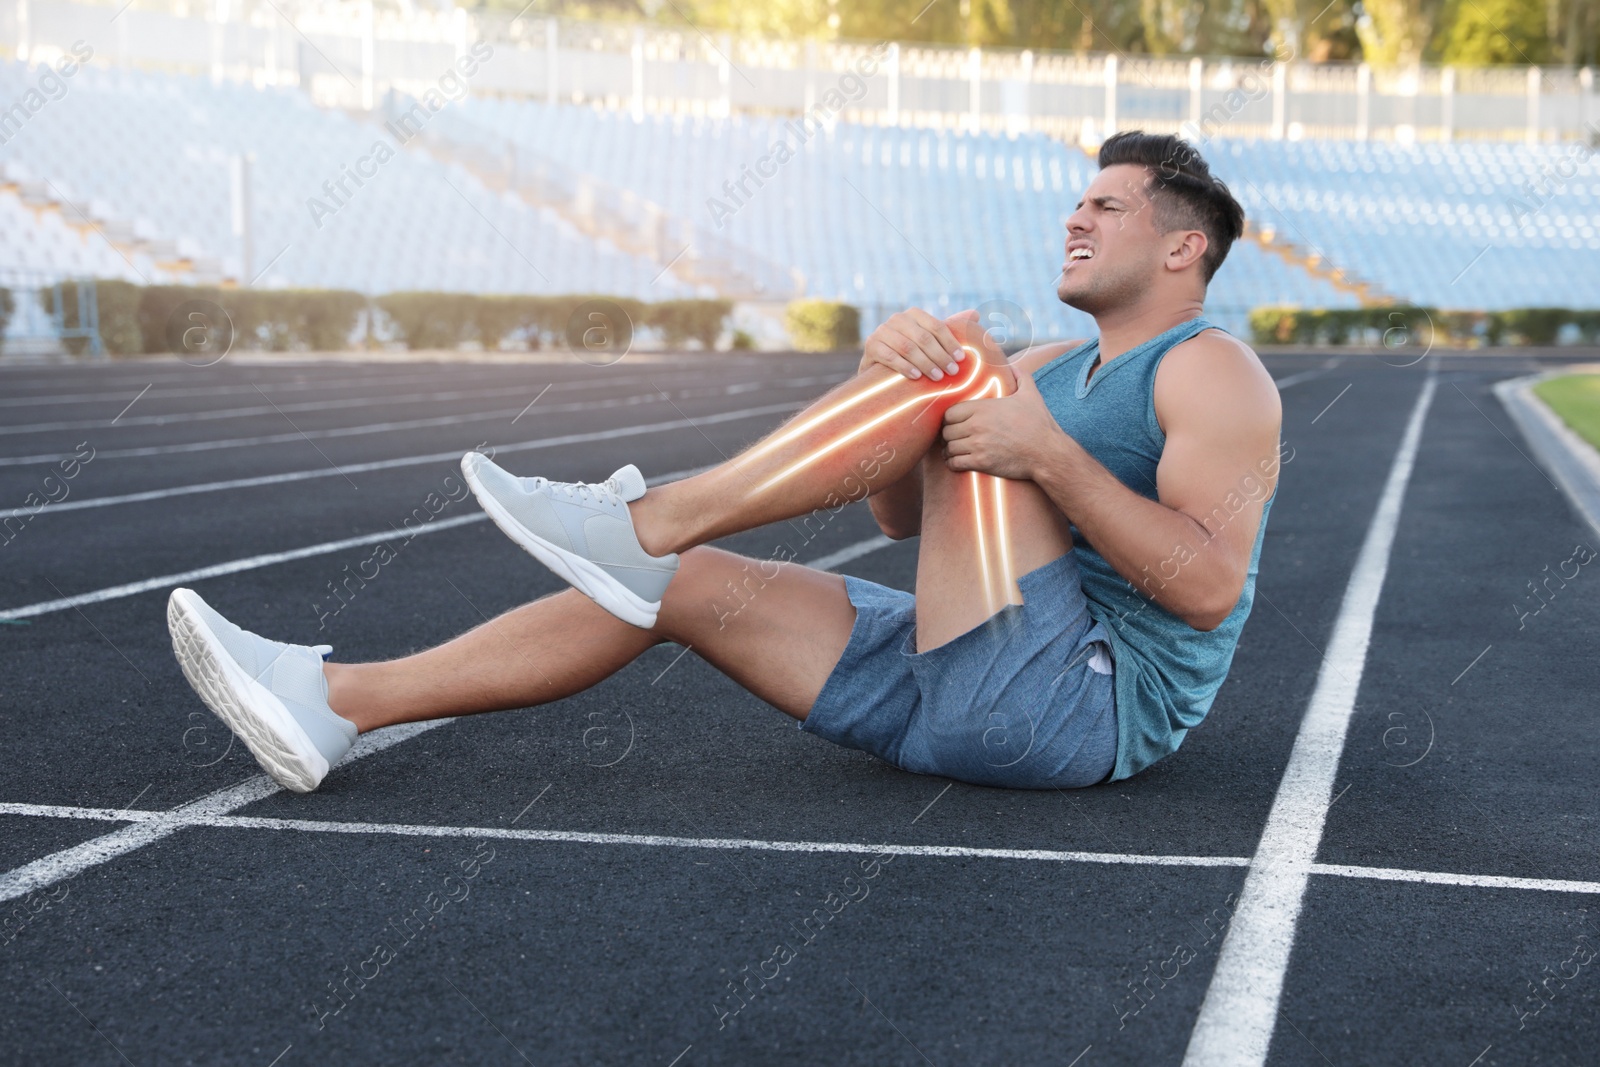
[166,130,1284,795]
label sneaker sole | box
[166,589,329,793]
[460,455,663,629]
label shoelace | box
[525,475,620,504]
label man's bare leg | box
[330,446,1075,734]
[329,348,1035,733]
[327,547,856,732]
[627,355,1005,557]
[912,440,1077,651]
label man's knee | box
[655,547,760,640]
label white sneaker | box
[166,588,357,793]
[460,454,679,628]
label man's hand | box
[859,308,969,382]
[941,367,1066,481]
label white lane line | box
[6,801,1599,894]
[805,534,897,571]
[1182,368,1438,1067]
[0,534,898,901]
[0,400,807,520]
[0,385,519,436]
[0,370,503,409]
[0,804,1250,867]
[0,367,761,435]
[1,515,487,620]
[0,461,713,620]
[0,362,742,410]
[1272,357,1342,391]
[1307,863,1600,896]
[0,720,446,904]
[0,376,837,468]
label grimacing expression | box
[1056,164,1171,315]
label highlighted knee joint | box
[743,344,1020,614]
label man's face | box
[1056,164,1167,315]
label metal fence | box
[0,268,103,360]
[5,0,1597,144]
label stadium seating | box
[0,61,687,300]
[4,55,1593,349]
[446,99,1361,338]
[1207,139,1600,310]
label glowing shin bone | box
[967,376,1018,615]
[744,346,988,494]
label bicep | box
[1154,354,1283,578]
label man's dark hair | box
[1096,130,1245,284]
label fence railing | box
[5,0,1598,144]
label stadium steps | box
[410,111,791,301]
[1245,221,1393,306]
[0,164,218,284]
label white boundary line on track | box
[0,401,807,521]
[0,361,761,410]
[0,385,525,436]
[0,378,835,468]
[0,804,1246,868]
[0,721,444,905]
[1271,357,1343,391]
[0,370,498,409]
[1,515,488,620]
[0,534,905,903]
[0,461,724,620]
[1181,368,1439,1067]
[4,802,1597,895]
[804,534,896,571]
[0,368,816,437]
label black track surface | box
[1,349,1595,1066]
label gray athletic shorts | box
[801,551,1117,789]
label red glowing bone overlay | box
[745,345,989,493]
[743,344,1022,609]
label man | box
[167,130,1282,794]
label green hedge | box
[645,298,733,350]
[0,288,12,354]
[53,282,366,356]
[1250,306,1600,348]
[785,299,861,352]
[48,284,740,356]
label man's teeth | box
[1069,249,1093,261]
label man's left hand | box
[941,367,1066,480]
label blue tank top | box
[1032,317,1275,780]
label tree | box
[1435,0,1551,64]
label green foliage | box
[45,279,143,356]
[1436,0,1552,64]
[1486,307,1569,346]
[785,299,861,352]
[731,328,756,350]
[474,0,1593,65]
[0,288,12,354]
[646,299,734,350]
[33,282,750,357]
[94,280,145,355]
[1249,305,1599,348]
[234,290,367,351]
[375,292,482,350]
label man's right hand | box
[859,308,969,382]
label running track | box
[0,349,1596,1065]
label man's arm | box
[941,330,1282,631]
